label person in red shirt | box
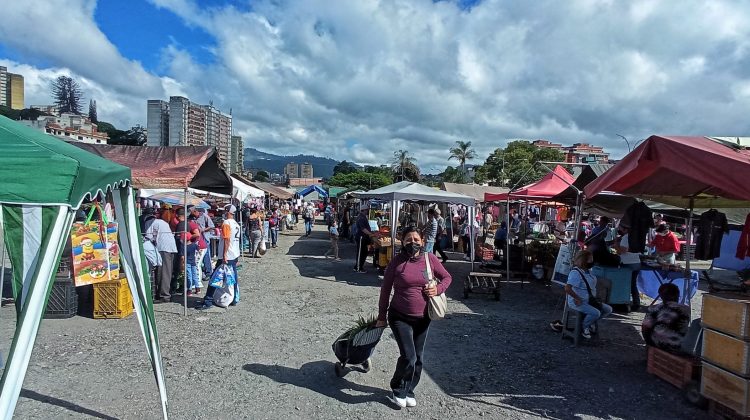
[650,224,680,265]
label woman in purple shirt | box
[376,226,452,409]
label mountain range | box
[243,148,341,178]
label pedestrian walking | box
[340,204,351,241]
[354,204,374,273]
[375,226,453,409]
[433,208,448,263]
[303,204,315,236]
[423,209,438,254]
[269,204,281,248]
[198,204,242,310]
[246,206,264,258]
[324,217,341,261]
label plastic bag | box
[259,239,267,255]
[213,283,235,308]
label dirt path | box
[1,221,705,419]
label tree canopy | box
[391,149,420,182]
[482,140,566,187]
[333,160,358,175]
[327,171,391,191]
[448,140,477,177]
[255,170,270,182]
[0,106,51,121]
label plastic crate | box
[647,346,700,389]
[93,278,133,319]
[709,399,750,419]
[45,278,78,319]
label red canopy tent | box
[484,165,575,202]
[584,135,750,208]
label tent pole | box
[0,234,5,308]
[470,206,475,271]
[684,198,695,309]
[183,188,188,316]
[506,198,511,282]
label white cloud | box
[3,0,750,173]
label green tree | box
[0,106,51,121]
[327,171,391,190]
[333,160,358,175]
[441,166,465,183]
[472,164,489,185]
[255,170,270,182]
[51,75,84,114]
[482,140,565,187]
[448,140,477,179]
[391,149,420,182]
[88,99,98,123]
[108,125,147,146]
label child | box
[181,234,201,295]
[324,218,341,261]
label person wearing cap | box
[354,203,375,273]
[198,204,241,309]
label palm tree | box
[391,149,418,182]
[449,140,477,182]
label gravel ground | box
[0,220,709,419]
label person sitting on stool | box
[565,250,613,339]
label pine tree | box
[88,99,98,123]
[51,76,83,114]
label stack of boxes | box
[701,293,750,417]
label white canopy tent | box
[355,181,478,268]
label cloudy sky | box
[2,0,750,173]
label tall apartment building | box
[230,135,244,174]
[285,163,299,179]
[147,96,233,168]
[146,100,169,146]
[300,163,313,178]
[0,66,6,107]
[7,73,24,110]
[0,66,24,110]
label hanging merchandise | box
[736,213,750,260]
[71,203,120,286]
[620,201,652,252]
[695,209,729,260]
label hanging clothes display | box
[736,213,750,260]
[620,201,652,252]
[695,209,729,260]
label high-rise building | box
[230,135,244,174]
[148,96,233,168]
[0,66,7,107]
[7,73,24,110]
[301,163,313,178]
[146,100,169,146]
[285,162,299,179]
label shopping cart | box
[332,324,386,377]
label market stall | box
[70,143,233,315]
[0,116,168,419]
[354,181,476,266]
[584,135,750,307]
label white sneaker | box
[581,327,592,339]
[390,393,407,409]
[406,397,417,407]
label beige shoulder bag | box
[425,253,447,320]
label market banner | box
[71,204,120,286]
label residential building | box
[7,73,24,110]
[146,100,169,146]
[148,96,233,167]
[532,139,610,164]
[285,162,300,179]
[301,162,313,178]
[288,177,322,187]
[0,66,6,107]
[25,113,108,144]
[229,135,244,174]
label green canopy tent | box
[0,116,168,419]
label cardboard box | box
[702,293,750,339]
[704,328,750,377]
[702,361,750,416]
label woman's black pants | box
[388,310,431,399]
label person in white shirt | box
[198,204,241,310]
[145,217,177,303]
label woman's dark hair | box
[656,224,668,233]
[401,226,422,240]
[658,283,680,303]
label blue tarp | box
[299,185,328,198]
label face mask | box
[585,261,595,269]
[403,243,422,257]
[659,231,668,236]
